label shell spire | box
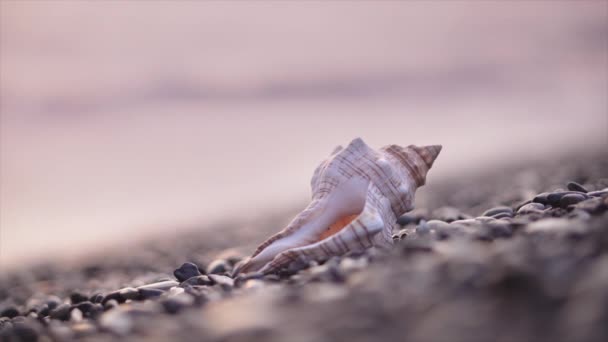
[234,138,442,275]
[382,144,442,186]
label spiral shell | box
[235,138,441,275]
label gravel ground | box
[1,149,607,342]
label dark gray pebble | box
[560,193,587,208]
[547,191,588,206]
[75,302,103,318]
[138,288,164,300]
[118,287,140,301]
[0,307,20,319]
[37,305,50,318]
[103,299,119,311]
[45,297,60,310]
[174,262,202,282]
[161,296,193,315]
[482,206,513,217]
[533,192,550,205]
[49,304,71,321]
[206,259,231,275]
[567,181,588,193]
[517,202,545,214]
[70,292,89,305]
[161,299,182,315]
[397,214,424,226]
[101,291,125,305]
[90,293,104,304]
[180,275,214,287]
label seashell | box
[234,138,441,275]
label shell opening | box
[318,213,360,241]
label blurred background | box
[1,1,606,270]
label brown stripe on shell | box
[384,145,424,186]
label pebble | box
[396,214,417,226]
[517,202,545,214]
[588,188,608,197]
[559,194,587,208]
[490,212,513,219]
[206,259,231,275]
[432,207,469,222]
[339,257,368,273]
[75,302,103,318]
[307,262,345,283]
[100,310,132,335]
[234,272,265,288]
[416,220,430,235]
[547,191,588,206]
[399,238,434,255]
[0,307,20,319]
[450,218,480,226]
[180,275,215,287]
[208,274,234,288]
[48,321,73,340]
[49,304,71,321]
[70,308,83,322]
[72,322,97,337]
[263,274,281,282]
[90,293,104,304]
[396,209,428,226]
[243,279,265,290]
[103,299,119,311]
[427,220,458,240]
[567,209,592,221]
[213,248,245,266]
[484,221,513,239]
[173,262,203,282]
[571,196,608,214]
[533,192,550,205]
[119,287,141,301]
[101,291,125,305]
[138,288,164,300]
[69,292,89,304]
[38,305,50,317]
[482,206,513,217]
[137,280,179,291]
[567,181,588,193]
[4,324,39,341]
[527,218,584,234]
[161,293,194,314]
[426,220,451,230]
[46,297,61,310]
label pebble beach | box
[1,148,607,342]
